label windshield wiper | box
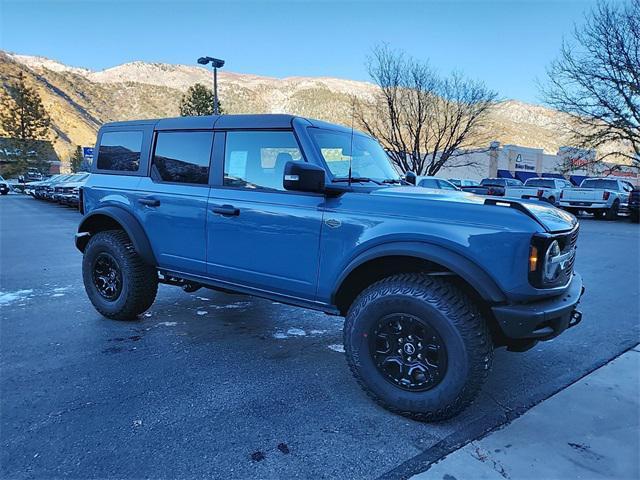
[332,177,384,185]
[382,178,402,184]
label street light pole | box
[197,56,225,115]
[213,66,219,115]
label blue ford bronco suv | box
[76,114,584,421]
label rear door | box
[206,130,324,300]
[133,130,213,275]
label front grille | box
[558,225,579,280]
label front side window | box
[310,129,400,183]
[151,131,213,185]
[223,131,303,191]
[97,131,143,172]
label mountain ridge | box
[1,51,575,169]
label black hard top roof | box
[102,114,361,135]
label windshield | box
[525,179,555,188]
[580,179,619,190]
[310,129,400,183]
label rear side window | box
[97,131,143,172]
[151,131,213,185]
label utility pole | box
[197,56,225,115]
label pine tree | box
[0,72,53,177]
[179,83,223,116]
[70,145,84,173]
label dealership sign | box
[514,153,536,171]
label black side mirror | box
[405,171,417,185]
[283,161,326,193]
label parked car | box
[558,178,634,220]
[53,173,90,204]
[417,176,460,190]
[38,174,73,200]
[58,173,90,207]
[628,188,639,223]
[0,175,10,195]
[468,177,524,196]
[505,177,574,205]
[448,178,482,190]
[76,114,583,422]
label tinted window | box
[224,131,303,190]
[97,131,143,171]
[525,179,555,188]
[481,178,505,187]
[580,179,619,190]
[151,131,212,185]
[418,178,439,188]
[437,179,458,190]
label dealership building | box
[436,142,639,186]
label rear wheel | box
[343,274,493,422]
[82,230,158,320]
[593,210,605,219]
[631,211,640,223]
[605,200,620,220]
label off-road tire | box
[82,230,158,320]
[605,200,619,221]
[593,210,605,219]
[344,274,493,422]
[631,211,640,223]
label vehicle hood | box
[370,186,578,233]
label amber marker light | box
[529,246,539,272]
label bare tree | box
[543,0,639,167]
[356,44,498,176]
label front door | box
[133,130,214,275]
[206,130,324,300]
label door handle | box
[138,197,160,207]
[211,204,240,216]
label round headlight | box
[543,240,561,282]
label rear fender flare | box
[76,206,156,266]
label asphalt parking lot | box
[1,194,639,479]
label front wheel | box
[344,274,493,422]
[82,230,158,320]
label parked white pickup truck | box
[505,177,574,205]
[559,178,635,220]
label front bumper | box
[492,273,584,342]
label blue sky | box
[1,0,597,103]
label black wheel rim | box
[92,252,122,301]
[369,313,447,392]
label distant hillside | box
[1,51,578,170]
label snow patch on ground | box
[51,293,65,298]
[272,328,330,339]
[328,344,345,353]
[208,301,251,310]
[158,321,177,327]
[0,290,33,306]
[196,310,208,316]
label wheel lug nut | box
[397,349,402,354]
[399,338,404,343]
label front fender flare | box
[76,206,156,266]
[332,241,506,304]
